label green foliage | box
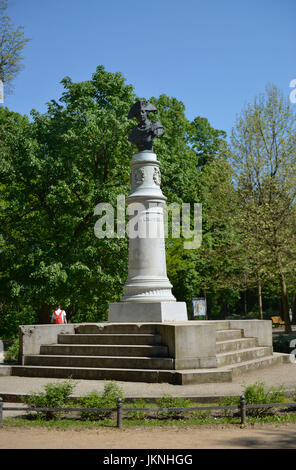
[124,399,149,420]
[24,379,76,420]
[156,394,193,419]
[1,66,293,327]
[0,66,233,330]
[243,381,285,417]
[79,381,124,421]
[0,66,135,328]
[187,116,227,169]
[230,84,296,330]
[218,395,240,417]
[0,306,37,339]
[0,0,30,91]
[3,336,18,362]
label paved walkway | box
[0,362,295,402]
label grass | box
[3,412,296,430]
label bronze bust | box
[128,100,164,152]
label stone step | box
[175,368,232,385]
[24,354,174,370]
[216,329,243,341]
[212,321,231,331]
[216,337,258,353]
[228,353,286,377]
[10,364,233,384]
[75,323,157,335]
[40,344,169,357]
[11,365,176,383]
[58,333,163,346]
[217,346,273,367]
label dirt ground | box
[1,423,296,449]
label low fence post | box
[0,398,3,427]
[117,398,122,428]
[240,395,246,427]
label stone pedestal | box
[108,151,188,322]
[108,301,188,323]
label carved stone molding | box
[153,167,161,186]
[133,167,145,186]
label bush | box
[218,395,240,417]
[25,379,76,420]
[125,399,149,420]
[243,381,285,417]
[4,337,19,362]
[156,394,193,419]
[79,381,124,421]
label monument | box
[108,100,188,322]
[13,100,291,385]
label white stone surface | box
[120,151,181,306]
[108,301,188,323]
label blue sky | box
[3,0,296,137]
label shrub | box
[243,381,285,417]
[4,337,19,362]
[79,381,124,421]
[24,379,76,420]
[218,395,240,417]
[125,399,149,420]
[79,391,108,421]
[191,409,211,420]
[156,394,193,419]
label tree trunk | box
[258,277,263,320]
[244,289,248,316]
[277,256,292,333]
[244,273,248,316]
[292,294,296,325]
[37,304,52,324]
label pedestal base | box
[108,301,188,323]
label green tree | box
[0,66,240,332]
[231,84,296,332]
[0,66,135,327]
[150,95,233,314]
[0,0,30,93]
[187,116,227,168]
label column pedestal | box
[108,301,188,322]
[108,151,188,323]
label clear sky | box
[3,0,296,137]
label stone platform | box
[8,320,291,385]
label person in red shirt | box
[51,305,67,324]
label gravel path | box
[1,423,296,449]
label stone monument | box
[108,100,188,322]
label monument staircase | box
[12,321,289,384]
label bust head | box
[128,100,157,124]
[128,99,164,152]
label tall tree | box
[231,84,296,332]
[0,0,30,93]
[0,66,135,326]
